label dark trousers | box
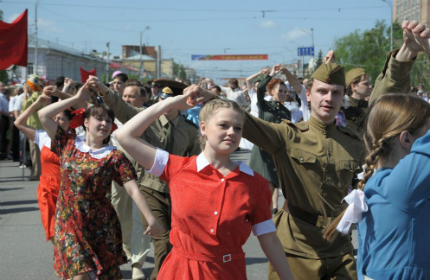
[11,119,20,160]
[0,116,9,158]
[140,186,172,280]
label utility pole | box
[106,42,110,83]
[382,0,393,50]
[139,26,150,80]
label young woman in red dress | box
[38,84,164,280]
[114,85,294,280]
[15,92,73,244]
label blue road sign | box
[297,47,314,56]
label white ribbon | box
[336,189,368,234]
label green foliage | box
[410,53,430,89]
[179,65,186,80]
[315,50,324,70]
[333,20,403,83]
[0,70,8,83]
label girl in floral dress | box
[114,85,294,280]
[38,84,164,280]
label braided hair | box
[323,93,430,242]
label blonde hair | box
[198,99,245,150]
[323,94,430,242]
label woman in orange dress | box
[14,92,73,243]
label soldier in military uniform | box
[146,81,162,107]
[343,68,372,132]
[89,78,201,280]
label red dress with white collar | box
[149,150,274,280]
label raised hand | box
[402,20,430,55]
[270,64,282,76]
[324,50,336,63]
[87,75,109,94]
[36,94,51,106]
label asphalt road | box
[0,150,357,280]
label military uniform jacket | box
[243,114,365,258]
[101,90,201,193]
[249,75,291,186]
[344,97,369,133]
[344,49,414,133]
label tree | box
[333,20,403,83]
[179,65,186,80]
[315,50,324,70]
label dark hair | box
[253,80,261,86]
[125,79,147,97]
[113,73,129,83]
[56,76,65,88]
[212,85,222,95]
[346,74,370,96]
[84,105,115,144]
[63,109,73,121]
[229,78,238,88]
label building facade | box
[393,0,429,25]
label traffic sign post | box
[297,47,314,57]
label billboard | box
[191,54,268,61]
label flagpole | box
[34,0,41,75]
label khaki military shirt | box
[344,97,369,133]
[370,49,415,105]
[101,90,201,193]
[243,114,365,258]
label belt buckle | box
[223,254,232,263]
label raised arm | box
[246,69,268,91]
[86,75,142,123]
[281,66,302,94]
[370,20,430,104]
[115,89,197,170]
[38,84,90,139]
[14,94,50,141]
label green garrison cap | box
[345,68,366,86]
[311,63,346,87]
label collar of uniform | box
[159,114,179,127]
[196,152,254,176]
[348,96,368,108]
[308,115,336,133]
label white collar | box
[196,152,254,176]
[74,135,117,159]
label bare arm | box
[281,67,302,94]
[246,68,268,91]
[258,232,295,280]
[123,179,165,236]
[38,84,90,139]
[115,88,197,170]
[14,95,50,141]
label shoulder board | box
[281,119,309,131]
[337,125,362,140]
[181,116,199,129]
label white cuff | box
[146,148,169,177]
[252,219,276,236]
[336,189,368,234]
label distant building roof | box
[28,38,104,62]
[123,54,156,61]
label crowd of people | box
[1,19,430,280]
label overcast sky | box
[2,0,393,81]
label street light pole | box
[382,0,393,50]
[139,26,150,80]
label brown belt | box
[283,201,335,228]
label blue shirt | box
[357,129,430,280]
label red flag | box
[80,67,97,83]
[0,10,28,70]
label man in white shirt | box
[0,83,11,160]
[205,78,248,108]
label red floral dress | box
[51,127,137,280]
